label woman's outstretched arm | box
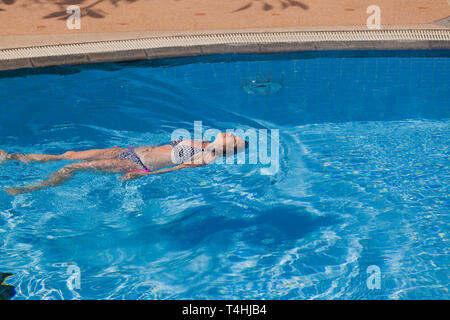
[119,163,205,181]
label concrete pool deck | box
[0,0,449,70]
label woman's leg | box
[0,147,124,163]
[57,148,125,161]
[4,159,138,195]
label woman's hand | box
[119,171,150,181]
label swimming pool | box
[0,50,448,300]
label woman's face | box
[216,132,247,156]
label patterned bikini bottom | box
[117,147,150,172]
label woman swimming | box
[1,132,248,195]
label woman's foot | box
[4,187,31,195]
[0,150,31,164]
[0,149,8,163]
[0,151,5,163]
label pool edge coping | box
[1,28,449,71]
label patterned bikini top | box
[170,139,206,164]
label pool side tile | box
[31,54,88,68]
[145,45,204,59]
[371,40,431,50]
[0,58,33,71]
[88,49,147,63]
[258,42,316,53]
[314,41,375,50]
[429,40,450,49]
[201,43,260,54]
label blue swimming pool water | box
[0,51,449,300]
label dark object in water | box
[242,79,282,95]
[0,273,16,300]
